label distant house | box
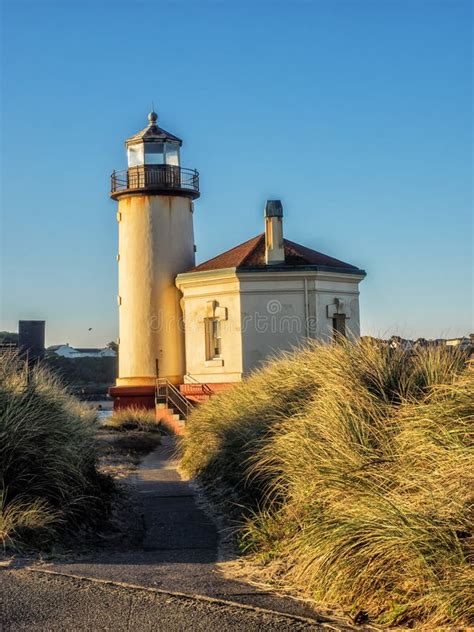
[388,336,414,350]
[47,344,116,359]
[387,335,473,352]
[445,336,473,350]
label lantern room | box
[126,111,181,168]
[110,110,199,200]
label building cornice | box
[238,265,365,276]
[176,267,239,289]
[237,269,366,283]
[176,266,366,289]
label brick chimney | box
[264,200,285,265]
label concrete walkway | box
[1,438,358,630]
[137,438,219,560]
[32,439,236,596]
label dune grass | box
[181,340,473,627]
[104,407,161,432]
[0,352,113,550]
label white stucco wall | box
[239,271,362,373]
[313,276,362,342]
[239,273,310,373]
[175,270,243,383]
[117,194,195,386]
[176,268,364,381]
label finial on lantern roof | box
[125,108,183,147]
[148,109,158,125]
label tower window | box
[127,144,144,167]
[165,143,180,166]
[205,318,222,359]
[144,142,164,165]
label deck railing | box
[111,165,199,196]
[155,377,192,420]
[184,373,214,396]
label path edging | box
[26,567,342,630]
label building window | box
[205,318,222,359]
[332,314,346,340]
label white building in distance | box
[48,344,116,359]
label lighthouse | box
[109,111,200,409]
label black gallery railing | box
[111,165,199,195]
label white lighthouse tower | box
[109,111,199,409]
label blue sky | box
[1,0,472,346]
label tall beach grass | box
[0,352,112,549]
[182,340,473,627]
[104,406,161,432]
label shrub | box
[44,355,117,393]
[0,352,112,549]
[104,407,161,432]
[182,340,473,627]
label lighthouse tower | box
[109,111,199,409]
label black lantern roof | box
[125,111,183,147]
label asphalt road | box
[0,570,325,632]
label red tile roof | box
[188,234,362,273]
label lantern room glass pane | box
[165,143,180,166]
[127,144,144,167]
[144,143,164,165]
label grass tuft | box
[181,339,473,627]
[0,352,112,550]
[104,407,161,432]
